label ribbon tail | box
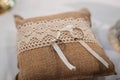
[52,43,76,70]
[79,40,109,68]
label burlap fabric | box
[14,8,116,80]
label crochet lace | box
[17,18,97,54]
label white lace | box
[17,18,109,70]
[17,18,96,53]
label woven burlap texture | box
[14,8,116,80]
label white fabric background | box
[0,0,120,80]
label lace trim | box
[17,17,97,54]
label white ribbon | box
[52,25,109,71]
[52,43,76,70]
[52,25,76,70]
[79,40,109,68]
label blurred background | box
[0,0,120,80]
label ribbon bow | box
[56,25,75,39]
[52,25,109,71]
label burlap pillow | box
[14,8,116,80]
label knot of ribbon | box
[56,25,75,39]
[52,25,109,71]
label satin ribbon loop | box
[56,25,75,39]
